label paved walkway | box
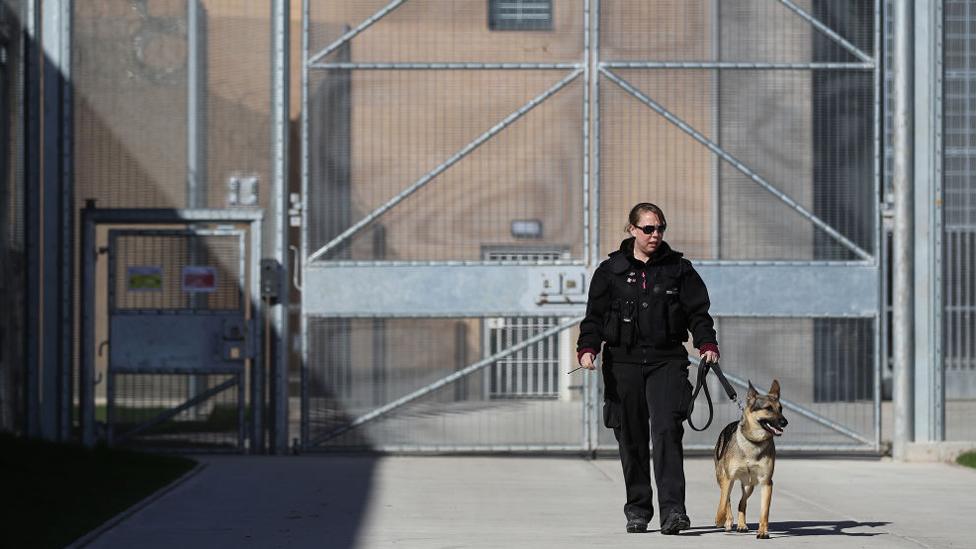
[81,455,975,548]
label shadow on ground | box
[672,520,889,538]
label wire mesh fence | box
[0,0,26,434]
[943,0,976,441]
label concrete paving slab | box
[83,455,976,549]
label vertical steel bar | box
[40,0,66,441]
[587,0,601,452]
[300,0,310,451]
[250,218,263,452]
[892,0,915,459]
[710,0,722,259]
[58,0,72,443]
[873,0,883,451]
[237,372,245,453]
[24,0,40,441]
[186,0,206,209]
[592,0,601,268]
[582,0,590,264]
[106,231,117,446]
[913,0,942,442]
[80,206,95,446]
[271,0,291,455]
[933,0,945,441]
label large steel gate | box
[301,0,881,453]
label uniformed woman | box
[576,202,720,535]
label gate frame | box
[299,0,883,454]
[80,206,264,451]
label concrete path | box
[82,455,976,549]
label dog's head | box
[743,379,788,439]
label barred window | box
[488,1,553,31]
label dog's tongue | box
[763,422,783,436]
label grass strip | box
[957,450,976,469]
[0,433,196,549]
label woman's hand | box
[701,350,719,364]
[580,352,596,370]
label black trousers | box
[603,358,692,525]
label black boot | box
[660,511,691,535]
[626,517,648,533]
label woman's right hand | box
[580,352,596,370]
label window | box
[488,0,553,31]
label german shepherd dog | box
[713,380,788,539]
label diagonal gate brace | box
[601,67,873,261]
[308,316,584,447]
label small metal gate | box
[80,208,263,452]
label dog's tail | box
[714,420,739,461]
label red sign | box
[182,266,218,293]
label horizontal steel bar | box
[601,67,873,261]
[310,62,582,70]
[601,61,874,70]
[306,316,584,447]
[307,259,586,268]
[306,259,873,269]
[307,0,407,66]
[599,444,878,452]
[84,208,264,223]
[114,376,239,442]
[306,443,877,454]
[712,363,875,446]
[305,249,877,318]
[306,68,583,263]
[775,0,874,63]
[305,444,587,453]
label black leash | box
[687,357,740,432]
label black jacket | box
[576,238,718,365]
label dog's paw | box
[736,525,749,533]
[757,531,770,539]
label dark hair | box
[625,202,667,232]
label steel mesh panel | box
[593,317,876,450]
[110,372,242,450]
[943,0,976,440]
[307,69,584,261]
[73,0,189,209]
[598,75,717,259]
[0,0,25,433]
[599,68,873,260]
[111,233,243,311]
[308,0,583,64]
[305,317,583,450]
[600,0,873,63]
[73,1,274,211]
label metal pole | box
[892,0,915,460]
[186,0,207,421]
[186,0,206,208]
[270,0,290,455]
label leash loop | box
[687,357,739,432]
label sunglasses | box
[635,224,667,235]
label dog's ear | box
[768,379,781,400]
[747,380,758,403]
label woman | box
[577,202,720,535]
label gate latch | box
[221,317,251,361]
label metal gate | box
[300,0,881,453]
[80,208,263,452]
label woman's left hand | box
[701,350,719,364]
